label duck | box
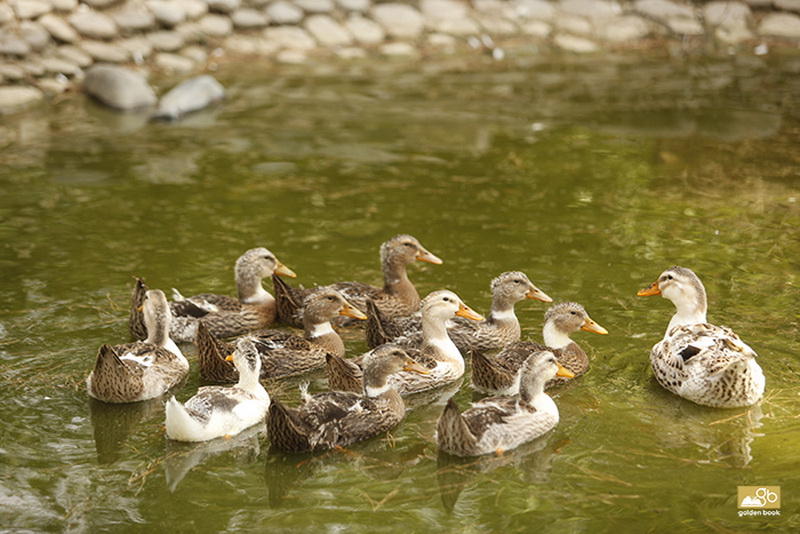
[87,289,189,403]
[326,290,483,395]
[272,234,442,328]
[165,337,270,442]
[130,247,296,343]
[472,302,607,395]
[196,288,367,383]
[365,271,552,354]
[637,266,765,408]
[267,345,429,452]
[437,350,574,457]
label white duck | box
[637,266,765,408]
[165,337,270,442]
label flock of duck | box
[86,234,766,457]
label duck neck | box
[422,313,462,364]
[382,258,419,308]
[364,380,404,412]
[303,320,344,357]
[489,295,519,327]
[237,270,273,305]
[666,292,707,333]
[145,317,170,347]
[237,367,263,393]
[519,373,549,406]
[542,320,572,349]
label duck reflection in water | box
[89,397,163,464]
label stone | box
[69,12,119,40]
[478,14,517,35]
[305,15,352,46]
[554,33,599,52]
[715,24,753,43]
[0,64,26,81]
[345,14,385,44]
[147,1,187,26]
[57,45,93,67]
[263,26,316,49]
[421,0,468,20]
[337,0,369,12]
[223,34,260,53]
[154,52,195,71]
[41,56,80,76]
[775,0,800,13]
[520,20,550,37]
[118,36,154,60]
[0,4,14,24]
[175,21,204,42]
[83,0,122,8]
[380,41,417,56]
[198,14,233,35]
[112,3,157,32]
[473,0,517,18]
[335,46,366,58]
[39,14,79,43]
[275,49,306,63]
[0,87,44,114]
[371,3,424,38]
[147,30,184,51]
[667,17,703,35]
[84,64,156,109]
[20,22,51,51]
[80,40,131,62]
[180,45,207,62]
[266,1,303,24]
[634,0,693,21]
[0,34,31,57]
[559,0,620,20]
[50,0,78,11]
[512,0,555,20]
[205,0,240,13]
[153,74,224,119]
[178,0,208,18]
[295,0,334,12]
[231,8,268,28]
[596,15,650,41]
[12,0,52,20]
[759,13,800,38]
[431,17,480,35]
[38,77,71,95]
[704,2,750,28]
[427,32,456,48]
[22,60,46,76]
[556,15,592,35]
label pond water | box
[1,53,799,533]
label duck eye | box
[327,296,336,301]
[403,242,414,248]
[443,297,450,302]
[570,311,576,315]
[667,275,673,280]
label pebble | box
[83,0,121,8]
[205,0,240,14]
[41,56,79,76]
[223,34,260,53]
[634,0,694,20]
[12,0,51,20]
[175,22,204,43]
[68,12,118,40]
[57,45,93,67]
[554,33,599,52]
[112,4,157,33]
[118,36,154,60]
[0,64,26,81]
[432,17,479,35]
[345,14,385,44]
[427,32,456,48]
[335,46,366,59]
[231,8,268,28]
[199,14,233,36]
[371,3,424,39]
[556,15,592,35]
[337,0,369,12]
[80,40,130,62]
[22,60,46,76]
[513,0,556,21]
[478,14,517,35]
[276,49,306,63]
[597,15,650,41]
[296,0,334,13]
[0,86,44,114]
[759,12,800,38]
[39,14,79,43]
[704,1,750,28]
[180,45,208,62]
[266,1,304,24]
[559,0,621,20]
[380,41,418,56]
[50,0,78,11]
[421,0,468,20]
[153,74,224,120]
[147,30,185,51]
[775,0,800,12]
[154,52,195,72]
[145,1,185,26]
[84,64,156,110]
[0,34,32,57]
[263,26,317,49]
[716,24,753,44]
[520,19,550,37]
[179,0,208,19]
[38,76,71,95]
[305,15,352,46]
[20,21,51,51]
[668,17,704,35]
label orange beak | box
[225,353,234,361]
[526,286,553,303]
[637,281,661,297]
[274,261,297,278]
[556,363,575,378]
[403,359,430,375]
[339,302,367,320]
[581,316,608,335]
[416,249,443,265]
[136,305,144,312]
[455,302,484,321]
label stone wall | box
[1,0,800,113]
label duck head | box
[363,344,429,397]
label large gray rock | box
[266,1,304,24]
[80,40,131,62]
[0,86,44,114]
[345,14,385,44]
[371,3,424,38]
[759,12,800,38]
[69,11,119,40]
[39,14,80,43]
[147,0,187,26]
[20,22,51,51]
[12,0,52,19]
[112,3,157,32]
[305,14,352,46]
[153,74,224,120]
[84,64,156,110]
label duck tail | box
[164,395,204,442]
[196,322,237,383]
[272,274,301,326]
[364,298,390,349]
[470,350,497,393]
[88,344,138,401]
[325,353,363,393]
[267,399,311,452]
[436,398,477,457]
[129,277,148,340]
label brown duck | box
[272,234,442,328]
[267,345,429,453]
[196,288,367,383]
[472,302,607,395]
[130,247,296,343]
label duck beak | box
[136,305,144,312]
[455,302,484,321]
[637,280,661,296]
[274,261,297,278]
[556,363,575,378]
[225,353,234,361]
[581,316,608,335]
[403,359,430,375]
[416,248,443,265]
[339,302,367,320]
[526,285,553,303]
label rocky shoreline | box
[1,0,800,114]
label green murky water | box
[1,54,799,532]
